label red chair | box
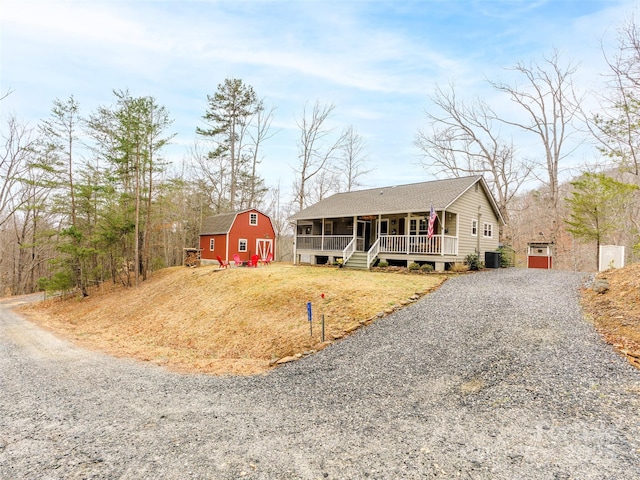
[248,254,260,267]
[262,253,273,265]
[233,254,243,267]
[216,255,230,269]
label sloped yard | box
[20,264,445,375]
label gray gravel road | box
[1,269,639,479]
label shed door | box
[256,239,273,260]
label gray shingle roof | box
[200,211,240,235]
[289,175,491,221]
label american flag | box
[427,205,436,239]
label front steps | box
[344,252,371,270]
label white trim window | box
[471,220,478,237]
[209,238,215,251]
[483,223,493,238]
[249,212,258,226]
[239,238,248,252]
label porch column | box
[406,213,411,254]
[440,209,446,256]
[292,222,298,264]
[321,217,325,252]
[352,216,357,245]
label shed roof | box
[200,212,237,235]
[200,208,270,235]
[290,175,503,223]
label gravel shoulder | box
[1,269,639,479]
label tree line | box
[414,19,640,270]
[0,79,368,296]
[3,17,640,296]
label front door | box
[256,239,273,260]
[357,221,372,251]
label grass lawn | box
[21,263,446,375]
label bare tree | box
[337,125,371,192]
[245,100,277,208]
[416,83,532,226]
[293,101,345,210]
[0,115,34,228]
[263,182,297,261]
[490,51,583,222]
[590,16,640,180]
[190,140,230,214]
[307,168,340,205]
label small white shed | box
[599,245,625,272]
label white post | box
[353,216,357,244]
[440,209,445,256]
[406,213,411,254]
[292,222,298,265]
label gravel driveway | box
[1,269,639,479]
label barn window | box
[249,213,258,226]
[483,223,493,238]
[239,238,248,252]
[471,220,477,236]
[209,238,215,251]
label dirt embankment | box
[582,262,640,369]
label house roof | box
[200,208,271,235]
[290,175,505,224]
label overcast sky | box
[1,0,637,199]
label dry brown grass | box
[582,262,640,370]
[20,263,445,375]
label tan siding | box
[449,184,500,259]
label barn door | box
[256,239,273,260]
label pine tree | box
[196,78,262,211]
[565,172,638,268]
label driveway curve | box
[1,269,639,479]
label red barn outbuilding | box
[199,209,275,266]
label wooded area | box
[2,18,640,296]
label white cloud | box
[2,0,639,194]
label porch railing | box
[343,238,356,264]
[295,235,353,251]
[367,238,380,268]
[379,235,458,255]
[295,234,458,256]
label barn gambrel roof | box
[200,209,271,235]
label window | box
[483,223,493,238]
[471,220,477,236]
[249,213,258,226]
[209,238,215,251]
[418,218,428,234]
[239,239,248,252]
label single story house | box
[199,209,276,266]
[289,175,505,271]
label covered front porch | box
[293,211,460,270]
